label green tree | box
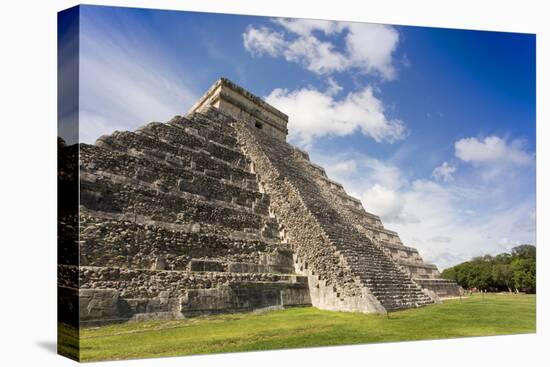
[441,244,535,293]
[511,244,536,260]
[492,264,513,292]
[511,257,536,293]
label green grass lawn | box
[70,293,535,362]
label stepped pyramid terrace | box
[58,78,461,325]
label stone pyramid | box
[58,78,460,325]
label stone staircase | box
[301,156,461,299]
[58,78,459,325]
[230,106,434,311]
[67,109,312,324]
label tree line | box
[440,244,536,293]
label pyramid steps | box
[63,79,461,325]
[79,213,288,271]
[80,144,268,213]
[232,108,433,312]
[316,170,449,284]
[80,207,276,242]
[97,129,252,176]
[72,111,313,324]
[135,118,247,167]
[80,171,280,234]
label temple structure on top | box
[189,78,289,141]
[58,77,461,325]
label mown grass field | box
[65,293,535,362]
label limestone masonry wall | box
[64,105,313,324]
[232,106,434,312]
[79,212,287,271]
[234,115,384,312]
[60,265,309,325]
[295,136,460,298]
[59,79,460,326]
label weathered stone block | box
[62,77,458,326]
[188,259,225,272]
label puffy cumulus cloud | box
[317,153,410,223]
[265,85,406,147]
[432,161,456,182]
[317,153,405,192]
[389,178,535,268]
[283,34,348,74]
[321,154,406,219]
[273,18,345,36]
[455,136,533,166]
[362,157,404,190]
[309,148,535,269]
[344,22,399,80]
[362,184,405,222]
[242,26,285,57]
[243,19,399,79]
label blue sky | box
[71,5,536,269]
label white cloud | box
[319,154,405,192]
[273,18,344,36]
[243,19,400,79]
[432,161,456,182]
[310,147,535,269]
[265,85,406,147]
[242,26,285,57]
[326,77,343,96]
[455,136,533,165]
[318,154,410,223]
[362,184,404,222]
[344,23,399,80]
[362,157,404,190]
[283,34,349,74]
[390,178,535,269]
